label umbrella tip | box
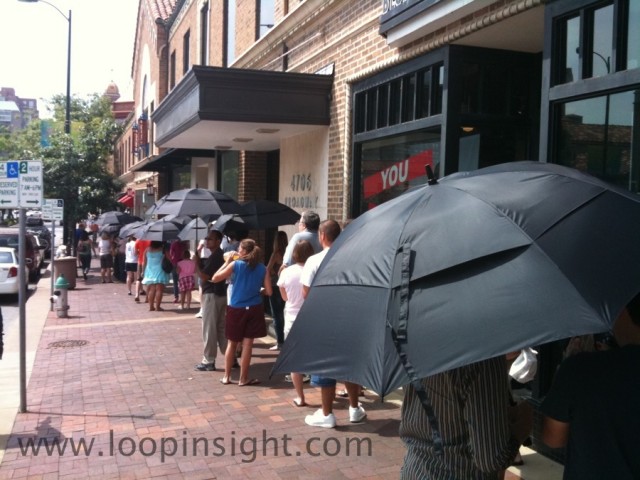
[425,164,438,185]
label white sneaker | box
[195,311,202,318]
[349,404,367,423]
[305,409,336,428]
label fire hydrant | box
[53,274,70,318]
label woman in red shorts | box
[212,238,272,386]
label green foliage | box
[1,93,125,239]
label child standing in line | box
[177,249,196,309]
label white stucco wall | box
[279,127,329,237]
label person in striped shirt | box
[399,356,532,479]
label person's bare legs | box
[345,382,363,408]
[320,385,336,416]
[147,284,156,310]
[126,271,134,294]
[222,340,238,383]
[291,373,306,406]
[238,338,254,385]
[155,283,163,310]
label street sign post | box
[18,161,43,209]
[0,160,43,209]
[42,198,64,221]
[0,161,20,208]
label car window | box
[0,252,13,263]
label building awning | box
[152,66,333,152]
[117,193,135,208]
[129,148,217,173]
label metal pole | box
[50,220,55,311]
[64,9,71,134]
[19,208,27,413]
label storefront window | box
[554,89,640,192]
[355,131,440,214]
[354,65,443,134]
[218,151,239,199]
[172,165,192,191]
[561,16,580,83]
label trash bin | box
[53,256,77,290]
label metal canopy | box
[152,66,333,152]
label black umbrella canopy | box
[149,188,244,218]
[95,211,142,226]
[273,161,640,397]
[136,219,181,242]
[239,200,300,229]
[210,214,249,235]
[118,220,148,239]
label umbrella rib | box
[389,242,444,455]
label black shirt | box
[200,248,226,296]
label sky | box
[2,0,139,118]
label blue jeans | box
[269,285,285,345]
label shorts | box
[125,262,138,272]
[311,376,337,387]
[100,254,113,269]
[178,275,195,292]
[225,304,267,342]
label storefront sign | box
[379,0,442,34]
[284,173,319,210]
[363,150,432,199]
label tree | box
[4,93,125,246]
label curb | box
[0,270,53,464]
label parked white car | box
[0,247,28,296]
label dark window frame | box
[183,29,191,74]
[200,2,209,65]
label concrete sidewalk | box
[0,260,563,479]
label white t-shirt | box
[300,249,329,288]
[125,240,138,263]
[197,238,211,258]
[277,264,305,335]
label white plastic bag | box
[509,347,538,383]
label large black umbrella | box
[210,214,249,235]
[146,188,244,218]
[94,211,142,227]
[273,161,640,398]
[136,219,181,242]
[239,200,299,229]
[118,220,148,239]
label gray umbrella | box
[177,217,208,242]
[273,161,640,398]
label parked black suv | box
[21,217,52,259]
[0,228,44,282]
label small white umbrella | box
[177,217,208,242]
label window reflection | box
[555,90,640,192]
[628,0,640,70]
[592,4,613,77]
[563,16,580,83]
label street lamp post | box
[18,0,71,134]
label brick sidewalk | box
[0,259,553,479]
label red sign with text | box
[363,150,433,199]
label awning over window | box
[117,194,134,208]
[129,148,217,173]
[152,66,333,152]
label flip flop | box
[219,378,234,385]
[238,378,261,387]
[292,399,307,407]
